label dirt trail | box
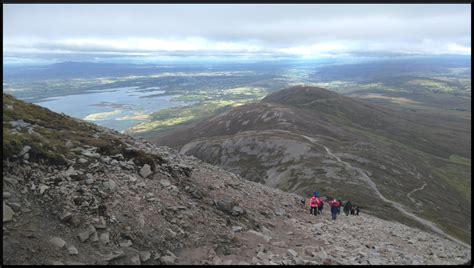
[407,182,427,203]
[293,132,471,249]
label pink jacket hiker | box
[309,196,320,208]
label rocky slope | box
[2,94,471,265]
[152,86,471,245]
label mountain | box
[151,86,471,245]
[3,62,162,82]
[2,94,471,265]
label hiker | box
[329,198,340,220]
[336,199,342,215]
[343,201,352,216]
[309,192,319,216]
[317,198,324,215]
[350,206,355,215]
[355,206,360,216]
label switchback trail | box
[292,131,471,249]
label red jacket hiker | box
[309,196,320,208]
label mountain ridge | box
[152,86,471,245]
[2,93,471,264]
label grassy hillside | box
[152,86,471,244]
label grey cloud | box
[3,4,471,62]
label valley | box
[3,57,471,246]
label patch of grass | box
[3,94,164,169]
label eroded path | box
[294,132,470,249]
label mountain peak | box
[262,85,342,106]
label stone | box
[103,180,117,192]
[238,261,251,265]
[103,251,125,262]
[140,164,153,178]
[247,230,271,243]
[274,208,285,216]
[19,145,31,156]
[77,226,96,242]
[139,251,151,262]
[216,196,235,214]
[119,239,133,247]
[160,179,171,187]
[232,206,245,216]
[68,246,79,255]
[39,185,49,195]
[90,231,99,242]
[159,255,176,265]
[272,241,287,248]
[4,177,18,185]
[257,251,267,260]
[287,249,298,258]
[78,158,88,164]
[130,255,141,265]
[232,226,243,233]
[3,202,15,222]
[59,211,73,222]
[222,260,233,265]
[50,260,64,265]
[99,232,110,244]
[49,237,66,248]
[3,192,12,199]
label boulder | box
[103,180,117,192]
[77,226,96,242]
[49,237,66,248]
[3,202,15,222]
[59,211,73,222]
[287,249,298,258]
[99,232,110,244]
[68,246,79,255]
[19,145,31,156]
[103,251,125,262]
[3,192,12,199]
[139,164,152,178]
[216,196,235,214]
[159,255,176,265]
[139,251,151,262]
[119,239,133,247]
[232,206,245,216]
[160,179,171,187]
[274,208,285,216]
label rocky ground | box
[2,94,471,265]
[3,128,471,265]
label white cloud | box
[3,4,470,62]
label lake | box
[32,86,192,132]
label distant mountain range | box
[152,86,471,244]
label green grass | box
[3,94,163,169]
[125,86,267,135]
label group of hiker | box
[307,192,360,220]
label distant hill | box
[3,62,164,81]
[152,86,471,245]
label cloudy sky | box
[3,4,471,64]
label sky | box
[3,4,471,65]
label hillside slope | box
[152,86,471,245]
[2,94,471,265]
